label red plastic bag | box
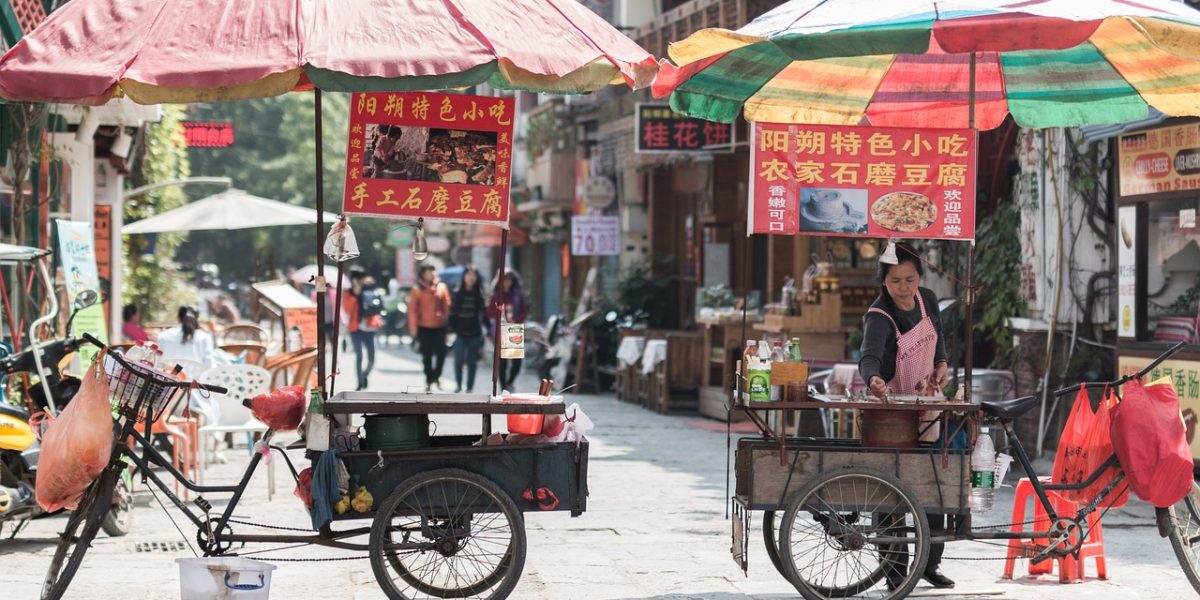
[1051,387,1129,507]
[1111,378,1193,508]
[294,467,313,509]
[247,385,306,431]
[35,357,114,512]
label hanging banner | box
[1117,205,1137,338]
[1118,122,1200,196]
[55,220,108,367]
[635,103,733,153]
[343,92,515,226]
[748,123,976,240]
[571,216,620,256]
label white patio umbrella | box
[121,188,338,234]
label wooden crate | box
[734,438,970,513]
[761,294,842,333]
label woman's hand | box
[934,361,949,390]
[868,375,888,400]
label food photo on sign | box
[362,125,498,186]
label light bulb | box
[412,222,428,261]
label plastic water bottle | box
[971,426,997,511]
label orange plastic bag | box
[1111,377,1193,508]
[35,356,114,512]
[1052,387,1129,507]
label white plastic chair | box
[195,365,275,497]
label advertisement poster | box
[343,92,516,225]
[635,103,733,153]
[93,204,112,321]
[1117,205,1138,338]
[1118,122,1200,196]
[1118,356,1200,458]
[571,216,620,256]
[283,307,319,349]
[55,220,108,367]
[749,123,976,240]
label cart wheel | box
[1168,481,1200,594]
[780,466,929,600]
[762,510,789,581]
[369,468,527,600]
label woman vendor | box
[858,241,954,590]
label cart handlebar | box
[1053,341,1187,398]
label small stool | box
[1003,477,1107,583]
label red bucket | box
[503,394,551,435]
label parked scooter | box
[0,288,132,538]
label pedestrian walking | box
[408,264,451,392]
[344,268,384,391]
[488,270,528,391]
[449,267,487,393]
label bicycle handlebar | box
[81,332,229,395]
[1053,341,1188,398]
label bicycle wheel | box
[369,468,527,600]
[780,466,926,600]
[100,471,133,537]
[762,510,789,580]
[1168,481,1200,594]
[41,465,119,600]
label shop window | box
[1145,197,1200,343]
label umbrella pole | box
[314,89,328,398]
[964,52,976,404]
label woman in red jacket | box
[407,265,452,392]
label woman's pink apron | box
[868,291,941,442]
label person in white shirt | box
[156,306,219,427]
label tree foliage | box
[177,93,397,285]
[124,105,200,323]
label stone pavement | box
[3,342,1197,599]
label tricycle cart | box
[731,343,1200,600]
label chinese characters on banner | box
[636,103,733,153]
[1118,122,1200,196]
[343,92,516,226]
[749,123,976,240]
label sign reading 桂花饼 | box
[343,92,515,226]
[1118,355,1200,458]
[635,103,733,153]
[749,122,976,240]
[1118,122,1200,197]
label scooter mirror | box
[74,289,99,310]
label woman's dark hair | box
[177,306,199,343]
[122,304,138,322]
[877,241,924,282]
[456,267,482,294]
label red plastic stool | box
[1002,477,1107,583]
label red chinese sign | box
[749,123,976,240]
[343,92,515,226]
[181,122,234,147]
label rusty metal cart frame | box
[41,336,588,600]
[731,341,1200,600]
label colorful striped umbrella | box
[653,0,1200,130]
[0,0,657,105]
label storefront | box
[1114,119,1200,456]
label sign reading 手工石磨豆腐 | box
[343,92,515,226]
[749,122,976,241]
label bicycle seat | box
[980,395,1039,420]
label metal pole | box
[314,89,327,396]
[492,228,509,398]
[963,51,976,405]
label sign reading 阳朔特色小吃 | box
[343,92,516,226]
[749,122,976,240]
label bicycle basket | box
[103,351,184,423]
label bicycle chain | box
[224,518,317,533]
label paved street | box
[3,343,1196,599]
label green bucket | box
[364,414,430,450]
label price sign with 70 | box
[571,216,620,256]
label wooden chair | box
[219,343,268,367]
[218,324,269,345]
[263,347,311,371]
[268,348,318,389]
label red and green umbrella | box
[653,0,1200,129]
